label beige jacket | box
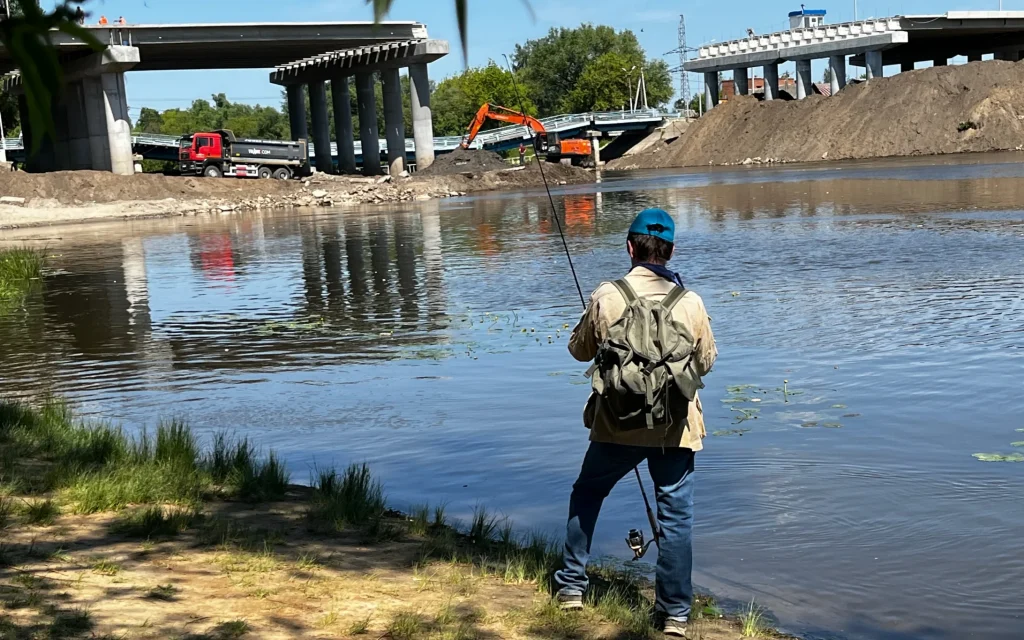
[568,266,717,451]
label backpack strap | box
[610,279,638,305]
[661,285,687,312]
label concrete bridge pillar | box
[901,61,915,72]
[828,55,846,94]
[865,50,884,79]
[734,68,749,96]
[932,58,948,67]
[355,72,381,176]
[408,63,435,171]
[331,77,357,174]
[796,59,812,99]
[703,71,719,109]
[19,46,137,175]
[996,49,1021,61]
[381,67,406,176]
[286,85,308,142]
[968,53,983,62]
[763,63,779,100]
[308,81,334,174]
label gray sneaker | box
[556,591,584,611]
[663,617,688,638]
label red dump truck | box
[179,130,312,180]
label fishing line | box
[501,55,661,553]
[502,54,586,309]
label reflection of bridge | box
[1,109,667,168]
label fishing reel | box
[625,528,655,560]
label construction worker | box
[519,143,526,166]
[74,6,85,24]
[554,208,717,638]
[98,15,107,25]
[117,16,126,25]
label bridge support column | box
[996,49,1020,61]
[101,72,135,175]
[408,63,435,170]
[703,71,719,109]
[901,61,915,72]
[331,77,357,174]
[865,50,884,79]
[796,59,812,99]
[763,63,779,100]
[968,53,983,62]
[734,68,749,96]
[309,81,334,174]
[381,67,406,176]
[829,55,846,94]
[286,85,308,142]
[355,72,381,176]
[932,58,948,67]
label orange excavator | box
[460,103,593,165]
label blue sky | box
[74,0,1019,118]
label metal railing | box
[1,109,669,155]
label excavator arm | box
[461,103,546,148]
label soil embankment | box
[610,60,1024,169]
[0,151,592,229]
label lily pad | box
[720,397,750,404]
[1011,442,1024,448]
[842,413,861,418]
[973,453,1024,462]
[831,404,847,409]
[1017,429,1024,433]
[727,384,758,393]
[822,422,843,428]
[800,421,819,428]
[712,429,751,437]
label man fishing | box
[555,208,717,638]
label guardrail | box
[0,109,670,156]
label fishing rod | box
[501,54,661,557]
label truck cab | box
[179,133,225,175]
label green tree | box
[513,24,672,115]
[431,62,536,137]
[134,107,163,134]
[136,94,287,139]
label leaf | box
[973,453,1024,462]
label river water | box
[2,154,1024,639]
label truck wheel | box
[203,165,223,178]
[272,168,291,180]
[258,166,272,179]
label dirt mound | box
[0,170,300,206]
[610,60,1024,169]
[417,148,510,176]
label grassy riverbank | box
[0,248,43,310]
[0,398,783,639]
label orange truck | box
[461,104,593,165]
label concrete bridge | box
[0,109,669,169]
[685,10,1024,107]
[0,22,448,176]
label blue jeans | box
[555,441,696,620]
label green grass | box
[209,619,250,638]
[0,248,44,309]
[91,558,121,576]
[739,599,768,637]
[386,610,425,640]
[409,503,430,536]
[0,495,12,529]
[0,399,290,514]
[307,463,386,533]
[348,614,372,635]
[109,505,198,538]
[146,584,178,601]
[21,498,59,525]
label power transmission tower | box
[666,14,692,114]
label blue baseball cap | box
[628,208,675,243]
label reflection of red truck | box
[179,129,312,180]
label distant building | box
[789,6,826,30]
[721,76,797,100]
